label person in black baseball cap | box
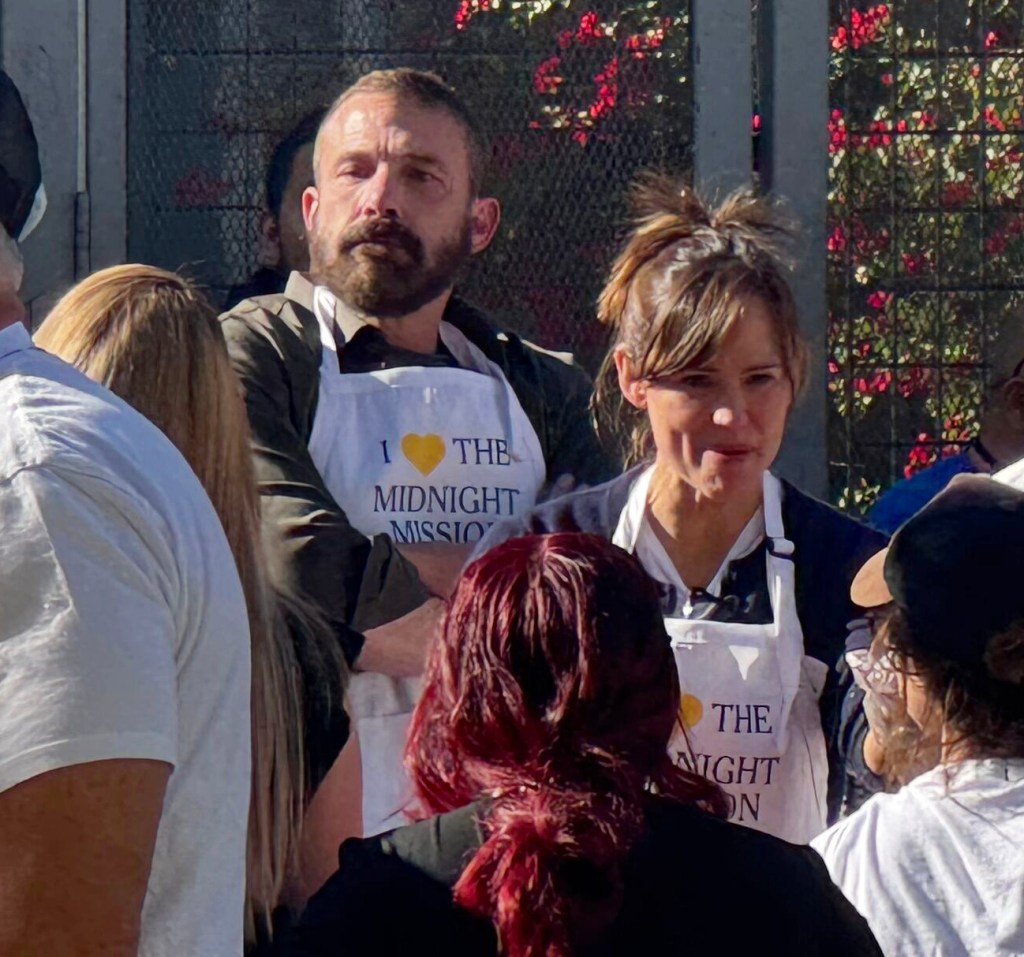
[0,69,45,329]
[812,473,1024,957]
[851,473,1024,676]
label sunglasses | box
[848,612,901,698]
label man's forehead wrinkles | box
[330,137,450,176]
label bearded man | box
[220,68,612,835]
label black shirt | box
[274,799,882,957]
[335,324,460,374]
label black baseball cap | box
[0,70,43,242]
[851,473,1024,672]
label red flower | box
[838,4,891,51]
[851,369,894,396]
[866,290,891,310]
[752,113,762,132]
[901,252,925,274]
[904,433,936,478]
[587,57,619,120]
[897,367,930,398]
[866,370,893,394]
[576,11,603,45]
[533,56,563,95]
[453,0,489,30]
[867,119,893,148]
[985,30,999,49]
[624,24,667,57]
[828,109,848,154]
[984,105,1006,131]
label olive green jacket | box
[220,272,614,661]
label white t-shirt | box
[0,323,251,956]
[812,758,1024,957]
[994,458,1024,491]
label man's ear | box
[614,347,647,410]
[257,211,281,268]
[1001,377,1024,430]
[301,186,319,233]
[468,197,500,255]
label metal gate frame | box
[693,0,829,495]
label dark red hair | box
[406,533,727,957]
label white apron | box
[307,295,545,835]
[613,469,829,844]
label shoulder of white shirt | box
[994,458,1024,491]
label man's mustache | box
[339,219,423,262]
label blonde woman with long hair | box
[35,264,359,946]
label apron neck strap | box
[762,472,795,559]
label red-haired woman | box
[277,534,880,957]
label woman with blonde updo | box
[474,176,887,844]
[35,264,357,947]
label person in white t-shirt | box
[813,474,1024,957]
[0,73,250,957]
[35,263,359,945]
[994,454,1024,490]
[0,322,252,956]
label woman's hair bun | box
[628,172,711,228]
[626,172,799,269]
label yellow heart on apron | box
[679,693,704,729]
[401,432,446,476]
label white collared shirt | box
[613,464,765,617]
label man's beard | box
[311,216,472,319]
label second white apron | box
[614,470,829,844]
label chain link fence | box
[127,0,693,373]
[129,0,1023,510]
[827,0,1024,512]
